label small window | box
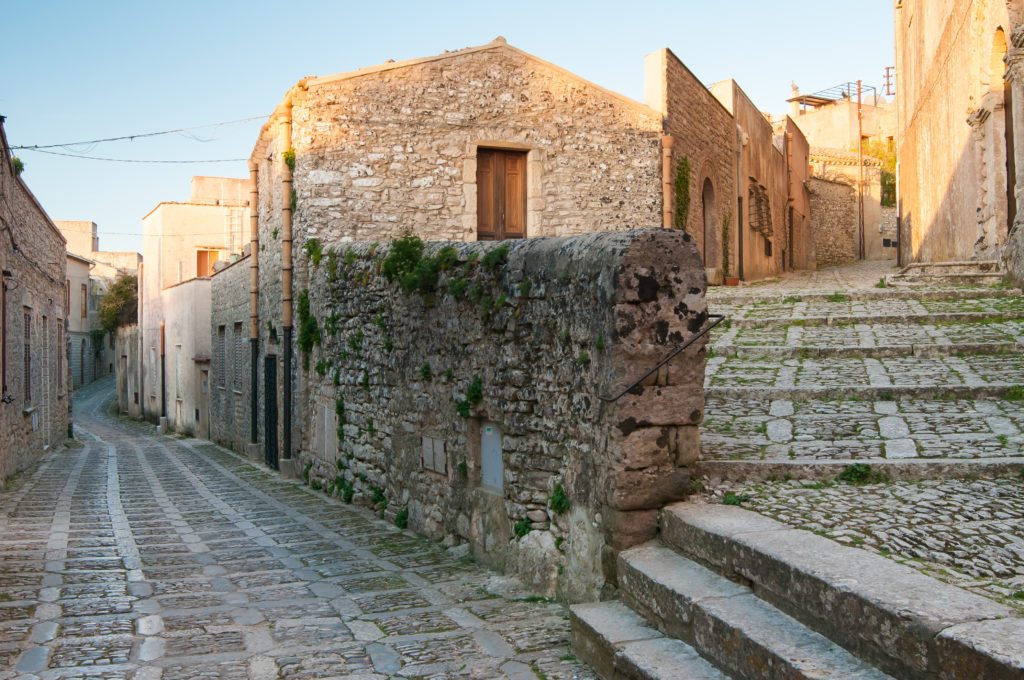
[421,436,447,474]
[197,250,221,277]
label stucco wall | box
[115,324,142,419]
[896,0,1019,263]
[293,230,707,601]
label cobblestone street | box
[0,379,594,680]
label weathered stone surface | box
[936,618,1024,680]
[609,467,690,511]
[570,601,661,680]
[602,508,659,551]
[614,637,729,680]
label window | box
[748,181,773,239]
[477,148,526,240]
[421,436,447,474]
[217,325,226,387]
[81,283,87,319]
[197,250,221,277]
[23,309,31,404]
[233,322,243,391]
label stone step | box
[721,311,1023,329]
[696,457,1024,483]
[711,341,1023,360]
[659,503,1024,679]
[570,601,732,680]
[707,287,1020,306]
[705,383,1020,401]
[617,543,895,680]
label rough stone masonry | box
[292,229,707,601]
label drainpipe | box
[159,321,166,420]
[281,100,294,469]
[662,136,674,229]
[736,124,745,280]
[248,162,259,445]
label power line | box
[17,148,249,164]
[9,115,269,150]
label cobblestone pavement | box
[698,477,1024,612]
[0,379,595,680]
[699,261,1024,612]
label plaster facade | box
[115,324,142,419]
[136,177,248,434]
[0,121,68,485]
[895,0,1024,268]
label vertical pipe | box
[661,136,674,229]
[248,163,259,445]
[857,80,866,260]
[159,321,166,420]
[281,102,294,464]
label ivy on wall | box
[674,156,691,231]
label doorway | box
[264,355,278,470]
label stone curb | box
[707,288,1021,305]
[712,341,1023,359]
[705,384,1022,401]
[695,457,1024,483]
[726,311,1023,329]
[660,503,1023,680]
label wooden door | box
[477,149,527,240]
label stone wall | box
[645,48,736,276]
[0,125,68,484]
[294,229,707,601]
[115,324,142,419]
[808,177,858,268]
[210,255,253,454]
[880,206,898,255]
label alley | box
[0,378,592,680]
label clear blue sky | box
[3,1,895,254]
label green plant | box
[366,418,376,436]
[290,188,297,212]
[549,484,570,514]
[467,376,483,404]
[674,156,690,231]
[479,295,494,319]
[559,329,570,344]
[383,335,393,352]
[513,518,532,539]
[576,351,590,366]
[283,147,296,172]
[457,459,468,478]
[11,157,24,176]
[595,335,605,352]
[395,507,409,529]
[347,328,364,354]
[1004,385,1024,401]
[97,274,138,335]
[360,370,369,391]
[323,313,341,336]
[722,210,732,277]
[448,278,468,297]
[296,289,320,355]
[341,481,354,503]
[272,227,279,240]
[444,367,453,380]
[370,485,386,506]
[722,492,750,506]
[455,399,470,418]
[827,292,850,303]
[481,244,509,270]
[302,461,312,482]
[374,313,386,331]
[382,232,425,283]
[420,362,432,380]
[315,359,329,376]
[309,478,322,491]
[1012,590,1024,600]
[435,245,459,271]
[303,237,323,268]
[876,278,887,289]
[837,463,874,485]
[518,278,532,297]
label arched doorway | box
[702,178,717,268]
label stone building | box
[0,119,68,485]
[135,176,248,435]
[55,220,141,390]
[895,0,1024,277]
[205,38,816,591]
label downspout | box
[736,124,745,280]
[786,131,794,271]
[137,263,143,418]
[248,162,259,445]
[159,321,166,420]
[281,100,294,469]
[662,136,674,229]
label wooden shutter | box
[476,149,527,240]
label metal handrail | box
[598,314,726,402]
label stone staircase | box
[571,272,1024,679]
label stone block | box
[936,618,1024,680]
[602,508,659,550]
[608,466,689,511]
[614,386,704,427]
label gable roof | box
[250,37,661,164]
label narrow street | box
[0,378,592,680]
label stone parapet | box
[297,228,707,600]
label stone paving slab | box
[698,478,1024,612]
[0,378,595,680]
[701,394,1024,463]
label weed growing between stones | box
[513,518,532,539]
[1004,385,1024,400]
[549,484,570,513]
[723,492,751,506]
[837,463,889,485]
[283,147,296,172]
[827,292,850,303]
[420,362,432,380]
[302,237,323,268]
[395,507,409,529]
